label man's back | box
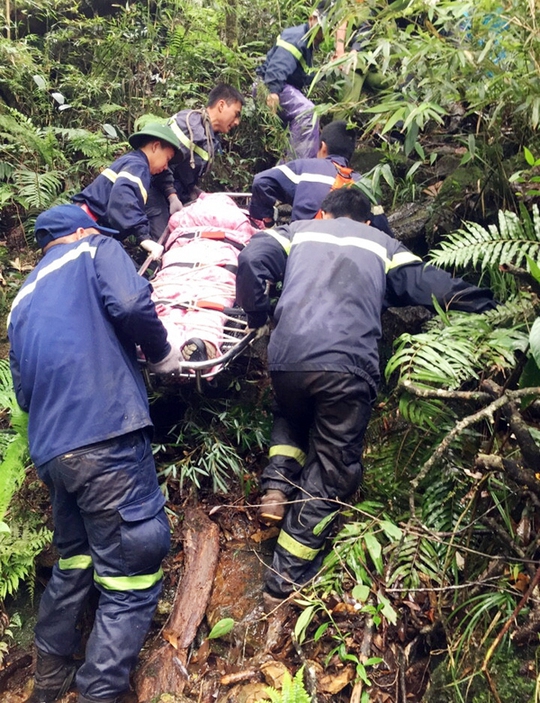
[267,217,407,390]
[8,235,164,466]
[251,155,353,222]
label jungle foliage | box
[1,0,540,701]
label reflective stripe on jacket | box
[72,150,152,244]
[257,23,314,94]
[153,109,221,204]
[249,155,394,235]
[236,218,497,391]
[8,235,169,466]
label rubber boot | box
[26,648,77,702]
[78,695,119,703]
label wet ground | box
[0,495,436,703]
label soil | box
[0,483,437,703]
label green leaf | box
[377,593,398,625]
[352,584,370,602]
[364,532,383,574]
[313,510,338,536]
[525,254,540,284]
[524,146,535,166]
[294,605,316,645]
[314,621,330,641]
[519,357,540,404]
[380,520,403,541]
[530,318,540,369]
[207,618,234,639]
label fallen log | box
[135,507,220,702]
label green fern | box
[0,109,64,169]
[385,299,532,428]
[265,667,311,703]
[0,360,29,520]
[386,532,444,589]
[429,205,540,272]
[14,168,63,211]
[0,523,52,600]
[0,361,50,601]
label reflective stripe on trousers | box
[35,429,170,700]
[264,371,373,597]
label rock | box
[387,201,433,247]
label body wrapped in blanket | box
[149,193,255,372]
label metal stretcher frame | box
[138,193,256,386]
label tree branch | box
[407,387,540,517]
[499,263,540,296]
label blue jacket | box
[250,155,393,235]
[73,150,152,244]
[236,218,496,393]
[8,235,170,467]
[257,23,314,94]
[154,109,221,204]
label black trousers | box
[146,185,171,241]
[263,371,374,597]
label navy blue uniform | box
[257,23,320,160]
[257,23,314,94]
[73,150,153,244]
[236,218,496,597]
[250,154,393,234]
[147,109,221,238]
[8,235,171,700]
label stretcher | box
[140,192,258,386]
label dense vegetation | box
[1,0,540,701]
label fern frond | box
[0,360,29,520]
[0,524,52,600]
[0,110,62,169]
[429,205,540,272]
[265,667,310,703]
[386,532,444,588]
[387,300,531,392]
[13,169,63,210]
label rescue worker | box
[249,119,393,234]
[147,83,245,239]
[236,187,497,606]
[9,204,180,703]
[72,123,180,260]
[256,3,327,160]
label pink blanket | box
[151,193,255,360]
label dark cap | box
[34,204,119,249]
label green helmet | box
[128,123,180,152]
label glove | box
[140,239,164,261]
[148,346,180,374]
[246,324,270,340]
[266,93,280,114]
[168,194,183,215]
